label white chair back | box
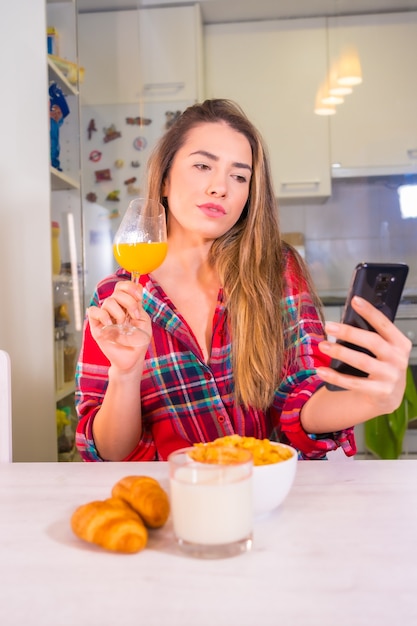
[0,350,12,462]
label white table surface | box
[1,460,417,626]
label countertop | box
[1,460,417,626]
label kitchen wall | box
[279,176,417,297]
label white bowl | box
[253,442,297,517]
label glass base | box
[100,323,149,347]
[175,534,252,559]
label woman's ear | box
[162,177,169,196]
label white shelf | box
[50,167,80,191]
[48,57,78,96]
[55,381,75,402]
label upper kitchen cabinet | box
[328,12,417,177]
[78,5,203,105]
[137,5,203,103]
[204,18,331,200]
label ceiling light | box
[322,94,344,105]
[336,46,363,86]
[329,84,353,96]
[314,104,336,116]
[314,82,337,115]
[327,62,353,95]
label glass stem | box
[122,272,141,327]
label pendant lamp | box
[336,46,363,86]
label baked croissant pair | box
[71,475,170,554]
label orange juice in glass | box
[101,198,167,346]
[113,241,168,276]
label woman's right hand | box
[87,280,152,371]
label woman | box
[75,99,411,462]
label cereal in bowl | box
[193,435,293,466]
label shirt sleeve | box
[74,272,157,462]
[270,250,356,459]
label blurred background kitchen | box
[2,0,417,461]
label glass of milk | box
[168,446,253,558]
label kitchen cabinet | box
[136,5,203,103]
[328,12,417,177]
[204,18,331,200]
[78,5,203,106]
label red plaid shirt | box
[75,252,356,461]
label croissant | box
[111,475,170,529]
[71,496,148,553]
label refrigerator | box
[80,100,192,303]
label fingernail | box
[325,321,339,334]
[319,341,331,352]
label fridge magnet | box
[127,183,141,196]
[124,176,137,185]
[108,208,120,219]
[133,136,147,151]
[126,116,152,126]
[103,124,122,143]
[106,190,120,202]
[86,192,98,203]
[114,159,124,169]
[89,150,102,163]
[95,168,112,182]
[165,110,182,129]
[131,160,140,168]
[87,119,97,140]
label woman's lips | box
[197,203,226,217]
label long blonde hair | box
[146,99,313,410]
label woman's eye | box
[195,163,210,171]
[233,174,248,183]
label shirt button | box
[204,371,211,381]
[217,415,225,423]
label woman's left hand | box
[317,296,412,416]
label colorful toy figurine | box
[49,82,70,171]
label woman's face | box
[163,121,252,242]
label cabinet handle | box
[407,149,417,160]
[143,82,185,95]
[280,180,320,190]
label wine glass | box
[101,197,167,346]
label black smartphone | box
[325,262,409,391]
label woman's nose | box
[206,174,227,197]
